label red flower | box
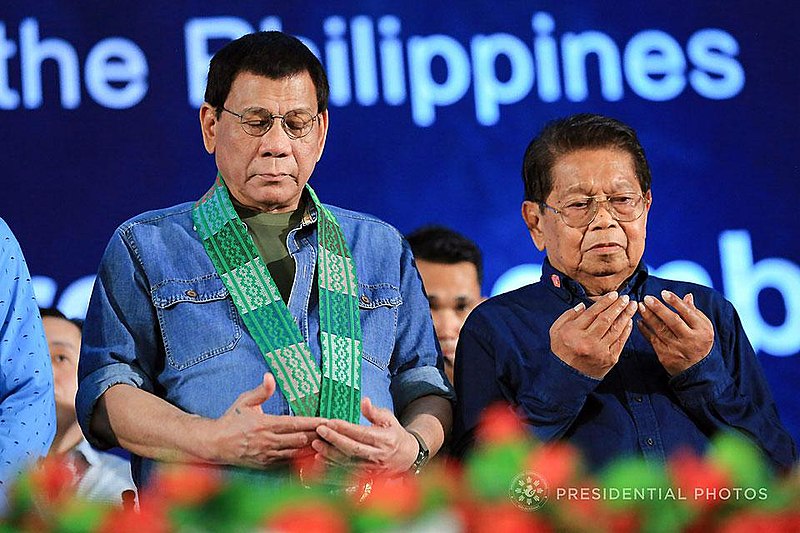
[607,509,641,533]
[145,463,222,506]
[359,473,421,518]
[266,502,348,533]
[668,448,731,510]
[475,402,526,445]
[30,456,77,505]
[419,460,463,501]
[720,510,800,533]
[292,447,328,485]
[466,502,553,533]
[526,442,581,491]
[97,500,170,533]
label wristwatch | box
[407,430,430,475]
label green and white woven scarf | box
[192,174,362,423]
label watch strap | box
[407,429,430,475]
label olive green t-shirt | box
[236,204,305,304]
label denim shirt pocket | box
[151,274,242,370]
[358,283,402,371]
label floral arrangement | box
[3,403,799,532]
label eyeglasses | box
[221,107,320,139]
[540,193,649,228]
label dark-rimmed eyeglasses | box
[540,193,649,228]
[221,107,320,139]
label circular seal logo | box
[508,471,549,511]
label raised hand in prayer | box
[637,290,714,376]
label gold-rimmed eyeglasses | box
[221,107,320,139]
[540,193,649,228]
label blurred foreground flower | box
[2,404,797,532]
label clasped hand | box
[311,397,419,476]
[550,291,638,379]
[550,290,714,379]
[204,373,416,475]
[205,373,322,468]
[637,290,714,376]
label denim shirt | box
[452,260,796,471]
[76,200,452,487]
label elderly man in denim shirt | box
[76,32,452,489]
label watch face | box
[416,448,429,464]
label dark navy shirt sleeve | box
[669,298,797,470]
[452,304,599,456]
[0,218,56,508]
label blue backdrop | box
[2,2,798,448]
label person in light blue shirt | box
[0,218,56,510]
[77,31,452,490]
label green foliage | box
[2,431,796,532]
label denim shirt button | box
[360,295,370,305]
[185,289,198,298]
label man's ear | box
[315,109,329,162]
[521,201,547,251]
[199,103,217,154]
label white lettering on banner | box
[351,16,379,106]
[0,18,147,109]
[490,230,800,357]
[181,12,745,125]
[0,22,20,107]
[378,16,406,106]
[562,30,624,102]
[20,17,80,109]
[324,16,351,107]
[84,38,148,109]
[531,13,560,102]
[407,34,471,126]
[720,231,800,356]
[471,33,535,125]
[623,30,686,101]
[184,16,318,107]
[185,17,254,107]
[687,29,745,99]
[0,13,746,116]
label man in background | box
[407,226,483,384]
[41,308,135,504]
[0,218,55,512]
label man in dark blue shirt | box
[451,114,796,471]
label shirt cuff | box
[390,365,455,415]
[669,341,733,408]
[528,351,601,414]
[76,363,148,449]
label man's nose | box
[258,121,292,156]
[437,310,463,338]
[589,199,618,227]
